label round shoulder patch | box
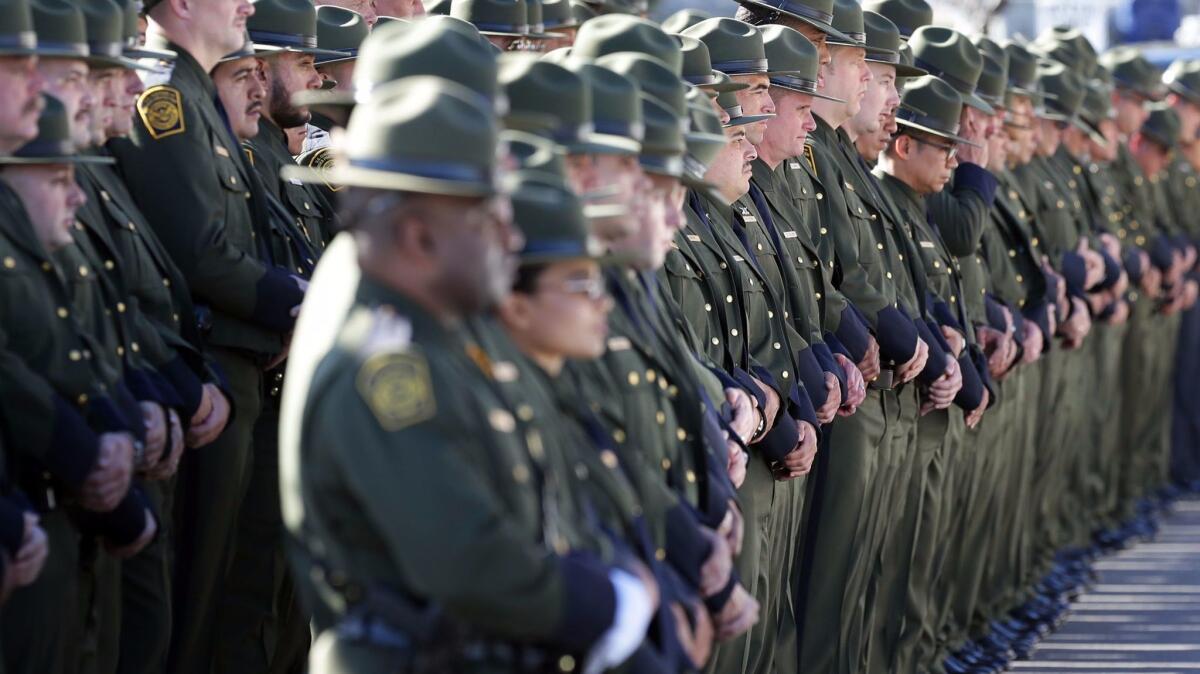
[298,146,342,192]
[356,351,436,432]
[138,85,185,140]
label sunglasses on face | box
[909,134,958,160]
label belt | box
[867,368,896,391]
[460,641,568,673]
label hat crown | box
[567,62,641,136]
[1142,104,1180,147]
[662,8,711,34]
[597,51,686,118]
[540,0,570,29]
[976,53,1007,103]
[450,0,527,33]
[78,0,124,49]
[761,24,819,82]
[675,34,715,84]
[572,14,681,75]
[249,0,321,40]
[682,17,765,75]
[897,74,965,136]
[862,11,901,55]
[1037,60,1084,116]
[12,94,81,159]
[0,0,33,40]
[829,0,865,39]
[1081,80,1114,123]
[861,0,931,38]
[315,6,369,53]
[30,0,86,48]
[1164,59,1200,101]
[513,177,591,258]
[356,17,498,104]
[501,55,590,131]
[345,75,499,177]
[909,26,983,97]
[1099,46,1162,97]
[639,93,685,156]
[1003,40,1036,90]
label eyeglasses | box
[908,134,958,160]
[541,275,608,301]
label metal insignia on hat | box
[138,85,186,140]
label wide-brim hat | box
[682,17,775,77]
[824,0,869,48]
[735,0,859,47]
[313,6,370,64]
[894,75,983,147]
[248,0,348,58]
[909,25,994,114]
[1140,103,1180,149]
[283,76,508,197]
[512,175,628,265]
[862,0,932,40]
[1163,59,1200,106]
[759,24,846,101]
[0,94,115,165]
[863,11,926,76]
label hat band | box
[39,40,88,56]
[639,152,684,174]
[831,32,866,44]
[866,48,899,64]
[0,31,36,50]
[469,20,528,33]
[755,0,833,26]
[317,47,358,62]
[913,57,976,96]
[683,153,707,179]
[594,119,644,142]
[89,41,124,58]
[553,121,595,145]
[15,137,75,159]
[348,157,492,183]
[685,72,719,86]
[521,239,590,258]
[1168,80,1200,104]
[248,29,318,49]
[711,58,768,75]
[896,105,960,137]
[769,74,818,95]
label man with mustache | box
[109,0,309,671]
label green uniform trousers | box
[168,347,263,674]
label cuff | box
[953,351,985,411]
[954,162,999,205]
[252,268,304,334]
[45,396,101,489]
[159,355,205,420]
[834,305,870,363]
[812,342,846,400]
[984,294,1008,332]
[664,505,713,590]
[874,306,919,365]
[0,498,25,557]
[915,319,951,385]
[794,347,828,412]
[557,552,619,652]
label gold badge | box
[356,351,436,431]
[302,147,343,192]
[138,86,185,140]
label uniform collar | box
[355,272,460,339]
[876,169,925,214]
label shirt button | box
[877,243,884,250]
[1016,274,1024,283]
[41,262,52,272]
[781,371,789,379]
[77,394,88,405]
[104,260,114,270]
[2,257,14,269]
[704,303,712,312]
[817,193,824,200]
[933,261,941,268]
[820,227,828,235]
[720,262,728,270]
[726,295,733,303]
[731,329,739,336]
[56,307,68,318]
[773,342,781,350]
[627,371,639,386]
[886,272,893,279]
[69,350,81,361]
[78,265,88,277]
[815,292,822,300]
[712,337,720,345]
[116,302,126,313]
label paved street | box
[1015,498,1200,673]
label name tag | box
[783,230,798,239]
[289,178,304,186]
[742,214,758,223]
[607,336,632,352]
[214,145,230,158]
[732,255,745,262]
[686,234,702,242]
[789,161,802,169]
[919,241,935,249]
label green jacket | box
[111,39,303,356]
[282,264,622,655]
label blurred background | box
[651,0,1200,67]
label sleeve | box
[0,496,25,558]
[318,366,617,652]
[928,163,998,257]
[0,328,100,489]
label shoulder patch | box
[356,351,436,432]
[138,85,185,140]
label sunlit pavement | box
[1014,498,1200,672]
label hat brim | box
[0,154,115,165]
[293,89,355,109]
[316,53,358,65]
[700,75,750,93]
[725,112,774,128]
[735,0,860,46]
[963,91,995,115]
[125,46,177,61]
[254,43,347,59]
[568,132,642,156]
[88,54,158,71]
[770,80,845,103]
[1077,116,1108,146]
[283,163,503,197]
[896,117,983,148]
[477,29,526,37]
[524,30,568,39]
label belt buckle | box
[869,369,894,391]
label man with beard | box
[110,0,309,671]
[281,75,657,674]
